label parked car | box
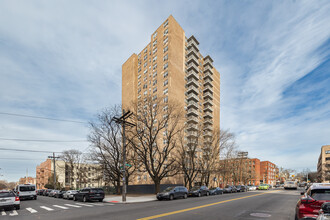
[284,180,298,190]
[0,190,20,211]
[258,184,270,190]
[156,186,188,200]
[223,185,237,193]
[188,186,209,197]
[73,188,105,202]
[54,190,65,198]
[43,189,53,196]
[296,183,330,219]
[37,189,45,195]
[48,190,59,197]
[316,202,330,220]
[247,185,257,191]
[209,187,223,195]
[236,185,247,192]
[15,184,37,200]
[63,190,78,200]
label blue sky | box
[0,0,329,182]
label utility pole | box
[48,153,60,189]
[113,109,135,203]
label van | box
[15,184,37,200]
[284,180,297,190]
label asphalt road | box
[1,189,302,220]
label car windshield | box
[260,184,267,186]
[311,189,330,200]
[0,192,14,197]
[162,187,174,192]
[286,181,294,184]
[225,185,231,188]
[190,186,200,191]
[209,187,216,190]
[20,186,35,191]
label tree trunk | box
[116,180,121,195]
[154,179,161,194]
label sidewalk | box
[104,194,157,204]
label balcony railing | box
[187,62,199,73]
[187,116,198,124]
[204,72,213,81]
[204,119,213,125]
[203,112,213,119]
[187,101,198,109]
[187,56,199,66]
[187,93,199,101]
[187,108,199,116]
[203,91,213,99]
[186,78,198,87]
[187,70,199,80]
[187,85,199,94]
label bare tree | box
[177,125,203,189]
[88,105,136,194]
[59,149,85,189]
[127,95,184,193]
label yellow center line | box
[137,191,272,220]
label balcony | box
[203,98,213,106]
[187,101,198,109]
[187,85,199,95]
[204,119,213,125]
[203,112,213,119]
[187,124,198,131]
[203,131,212,137]
[204,78,213,87]
[187,35,200,46]
[187,70,199,80]
[204,65,213,74]
[203,60,213,69]
[203,91,213,99]
[204,72,213,81]
[187,56,199,66]
[203,55,213,64]
[187,116,198,124]
[204,105,213,113]
[203,84,213,93]
[187,108,199,117]
[187,62,199,73]
[186,78,198,87]
[187,131,198,138]
[187,93,199,102]
[187,46,199,58]
[204,125,213,131]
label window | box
[153,63,157,70]
[153,87,157,93]
[164,79,168,86]
[144,55,147,60]
[138,67,141,73]
[143,76,147,81]
[144,91,147,96]
[153,103,157,109]
[164,96,168,103]
[163,88,168,95]
[163,29,168,36]
[144,62,147,67]
[138,74,141,79]
[153,56,157,62]
[153,32,157,39]
[163,46,168,53]
[163,139,168,145]
[153,40,157,47]
[153,48,157,54]
[152,95,157,101]
[163,71,168,78]
[143,84,147,89]
[163,105,168,111]
[163,63,168,70]
[163,20,168,27]
[163,37,168,44]
[144,48,147,53]
[138,81,141,86]
[163,54,168,61]
[153,71,157,78]
[153,79,157,86]
[138,88,141,93]
[144,69,148,74]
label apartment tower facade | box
[317,145,330,183]
[122,15,220,185]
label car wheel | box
[83,196,87,202]
[198,192,201,197]
[73,196,77,201]
[169,194,174,200]
[99,199,103,202]
[16,205,20,210]
[184,193,187,199]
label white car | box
[0,190,20,210]
[247,185,257,191]
[62,190,78,199]
[15,184,37,200]
[284,180,298,190]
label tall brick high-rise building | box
[122,15,220,185]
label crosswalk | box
[0,202,114,216]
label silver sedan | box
[62,190,78,200]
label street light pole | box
[48,153,60,189]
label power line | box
[0,147,61,154]
[0,138,87,142]
[0,158,46,160]
[0,112,88,124]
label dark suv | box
[157,186,188,200]
[73,188,104,202]
[188,186,209,197]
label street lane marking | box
[53,205,69,209]
[9,210,18,216]
[26,208,38,213]
[64,204,82,208]
[138,192,270,220]
[1,211,6,215]
[89,203,106,206]
[75,203,93,207]
[40,206,54,211]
